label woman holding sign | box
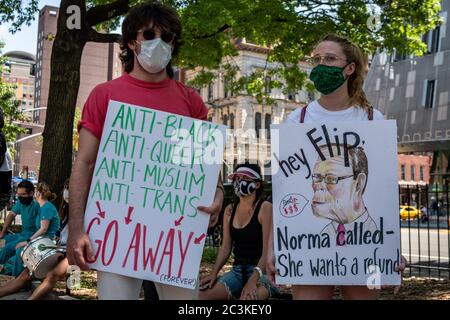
[266,34,406,300]
[199,164,279,300]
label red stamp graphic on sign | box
[279,193,308,218]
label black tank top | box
[229,199,264,265]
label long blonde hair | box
[37,182,57,202]
[318,34,372,110]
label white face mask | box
[63,189,69,203]
[135,38,172,74]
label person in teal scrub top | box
[1,182,60,276]
[0,180,39,264]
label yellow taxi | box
[399,205,421,220]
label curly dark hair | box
[120,2,182,78]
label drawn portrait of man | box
[311,144,378,246]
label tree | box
[39,0,132,198]
[0,0,442,197]
[0,41,27,146]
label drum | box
[21,236,65,279]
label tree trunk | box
[39,0,128,202]
[39,0,87,203]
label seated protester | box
[55,179,69,244]
[0,149,13,212]
[0,180,39,264]
[0,108,11,212]
[1,182,60,277]
[0,184,70,300]
[0,183,70,299]
[199,163,279,300]
[0,255,69,300]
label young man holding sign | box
[68,2,224,300]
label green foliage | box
[176,0,442,103]
[0,0,39,32]
[187,69,216,90]
[201,246,218,264]
[2,0,443,122]
[73,106,81,152]
[0,41,27,145]
[2,0,441,102]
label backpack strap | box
[0,132,6,168]
[299,104,308,123]
[368,106,373,121]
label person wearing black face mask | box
[199,163,279,300]
[0,180,39,267]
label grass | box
[1,244,449,300]
[2,268,450,300]
[201,246,218,264]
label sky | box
[0,0,65,55]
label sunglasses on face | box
[138,28,176,44]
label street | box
[401,227,450,278]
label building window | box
[287,91,295,101]
[229,113,234,130]
[410,165,415,181]
[208,83,213,101]
[26,128,33,135]
[424,80,435,109]
[265,113,271,139]
[223,114,228,126]
[244,143,249,162]
[224,78,230,98]
[393,49,407,62]
[264,76,271,94]
[401,164,406,180]
[255,112,262,139]
[424,26,440,54]
[419,166,424,181]
[49,10,57,16]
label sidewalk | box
[2,267,449,300]
[199,263,450,300]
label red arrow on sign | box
[175,216,184,226]
[194,233,206,244]
[95,201,105,219]
[124,206,134,225]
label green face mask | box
[309,64,350,95]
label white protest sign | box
[271,120,401,286]
[83,100,226,289]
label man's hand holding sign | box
[68,101,225,289]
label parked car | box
[400,205,421,220]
